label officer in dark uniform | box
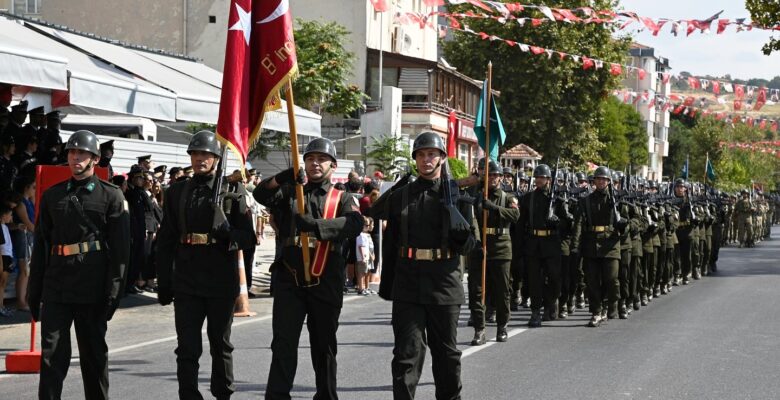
[0,134,17,192]
[39,110,64,165]
[13,133,38,179]
[377,132,475,400]
[24,106,45,142]
[573,166,627,327]
[27,130,130,400]
[125,165,149,294]
[137,154,152,171]
[519,164,571,327]
[183,165,194,179]
[156,131,254,400]
[4,101,27,141]
[469,160,519,345]
[254,137,363,400]
[97,140,115,178]
[154,165,168,183]
[168,166,184,186]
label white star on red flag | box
[229,2,252,45]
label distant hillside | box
[672,73,780,117]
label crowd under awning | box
[0,14,321,137]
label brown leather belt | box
[52,241,101,256]
[399,247,453,261]
[590,226,609,233]
[532,229,553,237]
[180,233,216,245]
[285,237,336,251]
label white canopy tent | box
[0,23,67,90]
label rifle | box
[548,156,560,219]
[441,159,471,233]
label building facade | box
[623,43,672,181]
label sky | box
[619,0,780,80]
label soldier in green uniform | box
[663,202,679,291]
[735,189,754,248]
[573,166,626,327]
[674,179,697,284]
[518,164,571,327]
[378,132,475,400]
[469,160,519,344]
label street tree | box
[442,0,630,165]
[746,1,780,55]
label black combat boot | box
[588,313,603,327]
[496,326,508,342]
[486,307,496,324]
[607,302,618,319]
[471,329,486,346]
[618,301,628,319]
[528,309,542,328]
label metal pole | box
[378,10,383,102]
[481,62,492,306]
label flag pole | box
[704,152,708,184]
[481,61,492,306]
[285,81,312,284]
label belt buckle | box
[79,242,89,253]
[191,233,208,245]
[415,249,434,261]
[594,226,606,233]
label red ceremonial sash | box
[310,187,343,277]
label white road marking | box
[461,328,527,359]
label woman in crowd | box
[11,176,35,311]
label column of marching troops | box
[26,126,779,400]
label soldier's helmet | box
[187,130,221,157]
[65,130,100,156]
[647,180,658,189]
[674,178,687,186]
[575,172,587,182]
[612,171,623,182]
[741,189,749,195]
[593,166,611,179]
[518,172,529,182]
[303,137,338,162]
[486,160,501,175]
[533,164,552,178]
[412,131,446,158]
[502,167,513,176]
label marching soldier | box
[27,130,130,400]
[254,137,363,400]
[674,179,697,284]
[519,164,570,327]
[155,131,255,399]
[469,160,519,344]
[573,166,627,327]
[377,132,475,400]
[735,189,754,248]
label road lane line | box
[461,328,527,359]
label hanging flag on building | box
[447,110,458,158]
[474,79,506,161]
[216,0,298,166]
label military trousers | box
[677,237,694,280]
[266,286,341,400]
[618,249,634,302]
[701,236,712,275]
[243,244,256,289]
[174,293,236,400]
[39,301,109,400]
[559,253,579,309]
[509,249,524,298]
[663,247,675,285]
[711,225,722,271]
[642,251,656,294]
[391,301,462,400]
[738,218,753,245]
[584,258,619,315]
[526,254,561,311]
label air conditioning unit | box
[393,27,413,53]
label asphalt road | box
[1,227,779,399]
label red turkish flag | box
[754,87,767,111]
[369,0,389,12]
[581,56,594,70]
[734,84,745,100]
[447,110,459,158]
[759,119,767,130]
[712,81,720,95]
[216,0,298,167]
[609,63,622,76]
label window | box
[209,16,216,23]
[26,0,39,14]
[458,143,468,163]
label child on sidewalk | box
[355,217,375,296]
[0,206,15,316]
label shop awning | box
[0,19,67,90]
[2,18,177,121]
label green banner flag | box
[474,79,506,161]
[706,157,716,181]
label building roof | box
[501,143,542,160]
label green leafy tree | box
[664,119,693,179]
[293,19,369,116]
[366,134,411,180]
[596,97,648,169]
[442,0,630,165]
[746,0,780,55]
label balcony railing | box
[365,100,475,122]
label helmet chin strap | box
[74,158,95,178]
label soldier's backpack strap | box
[68,195,103,242]
[311,187,343,277]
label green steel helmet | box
[575,172,587,182]
[612,171,623,182]
[187,130,221,157]
[593,166,611,179]
[411,131,446,158]
[533,164,552,178]
[555,169,565,181]
[64,130,100,156]
[502,167,513,176]
[674,178,687,186]
[647,180,658,189]
[304,137,337,162]
[741,189,749,195]
[486,160,501,175]
[518,172,529,182]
